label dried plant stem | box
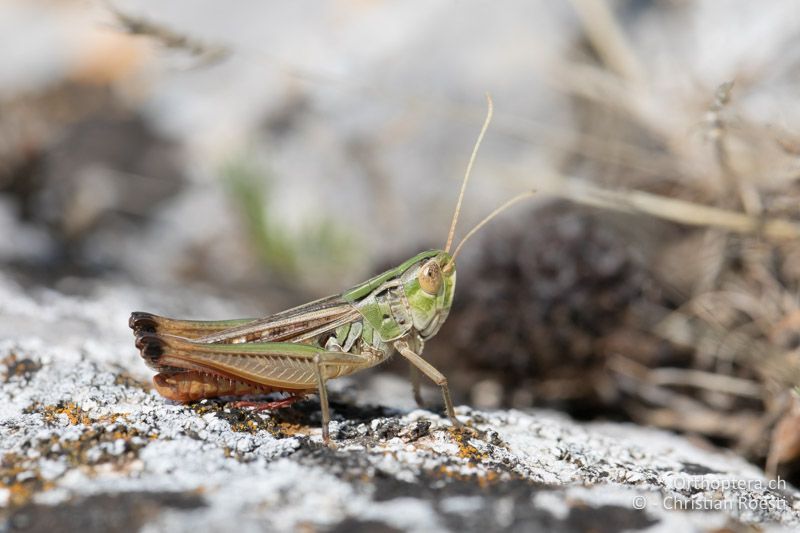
[608,355,762,439]
[104,2,229,66]
[653,310,800,388]
[551,180,800,241]
[705,81,763,216]
[648,367,762,398]
[567,0,644,83]
[609,355,761,399]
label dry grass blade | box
[104,2,229,66]
[549,180,800,241]
[567,0,644,83]
[647,367,762,399]
[607,355,761,439]
[654,310,800,388]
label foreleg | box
[395,340,462,428]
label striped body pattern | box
[131,250,456,409]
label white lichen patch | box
[1,273,799,532]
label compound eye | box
[418,260,443,295]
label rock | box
[1,273,799,532]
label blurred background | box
[3,0,800,480]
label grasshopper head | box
[402,250,456,340]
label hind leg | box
[230,394,308,411]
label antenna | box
[450,190,536,262]
[444,93,494,253]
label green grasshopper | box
[130,96,532,443]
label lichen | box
[1,353,42,382]
[0,453,52,507]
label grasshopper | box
[130,96,533,443]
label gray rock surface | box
[1,273,798,532]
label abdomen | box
[153,370,312,402]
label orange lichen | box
[449,427,489,463]
[275,422,309,436]
[1,453,51,508]
[26,402,126,428]
[31,401,93,426]
[433,464,504,488]
[1,353,42,381]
